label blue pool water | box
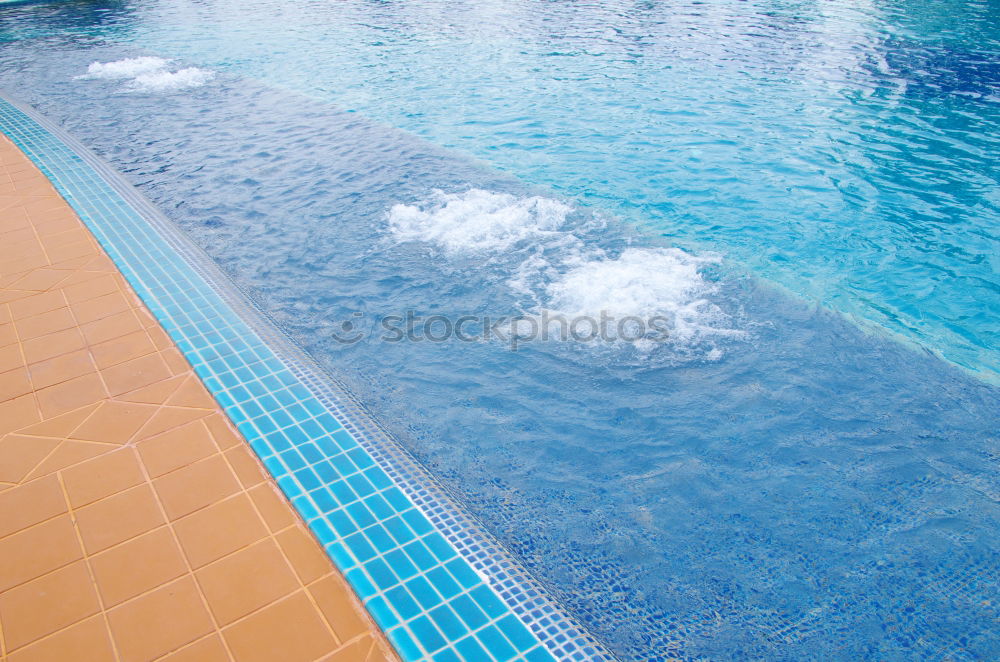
[2,1,999,660]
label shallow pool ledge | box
[0,93,612,662]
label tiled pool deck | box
[0,96,613,662]
[0,131,397,662]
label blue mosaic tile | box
[0,94,613,662]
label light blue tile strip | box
[0,93,614,662]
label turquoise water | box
[2,1,999,660]
[113,0,1000,382]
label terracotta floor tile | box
[21,327,87,365]
[61,273,119,306]
[172,493,269,568]
[27,349,96,391]
[107,576,215,662]
[0,321,17,347]
[158,634,230,662]
[90,527,188,607]
[0,434,60,483]
[0,560,101,651]
[0,515,83,592]
[38,227,90,250]
[62,447,145,507]
[69,400,158,444]
[119,375,187,407]
[225,445,268,489]
[25,440,112,481]
[309,574,372,644]
[8,290,65,320]
[137,420,217,478]
[135,403,210,440]
[322,635,377,662]
[70,290,132,325]
[223,591,337,662]
[196,538,300,625]
[35,371,107,419]
[153,454,241,520]
[90,330,158,371]
[277,525,332,585]
[204,412,243,450]
[80,309,143,345]
[0,343,24,373]
[14,306,76,341]
[74,484,166,554]
[0,474,67,538]
[17,401,99,438]
[101,352,172,396]
[0,303,10,324]
[0,394,40,436]
[0,366,32,402]
[166,375,218,409]
[5,614,116,662]
[8,268,74,293]
[248,483,297,533]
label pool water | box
[2,1,998,660]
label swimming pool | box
[1,0,998,659]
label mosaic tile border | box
[0,92,616,662]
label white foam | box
[77,57,171,80]
[544,247,744,341]
[126,67,214,92]
[388,189,572,254]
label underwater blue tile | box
[346,447,374,470]
[291,495,319,521]
[313,460,338,483]
[409,615,446,655]
[330,480,359,506]
[423,533,458,562]
[344,531,378,562]
[429,604,468,642]
[300,418,324,441]
[271,409,293,429]
[383,516,416,546]
[329,508,358,537]
[345,567,377,600]
[478,625,518,661]
[251,415,277,435]
[384,549,419,581]
[364,465,393,491]
[383,487,412,512]
[332,428,358,450]
[497,615,536,651]
[364,493,393,520]
[346,502,376,529]
[455,635,490,662]
[240,400,264,419]
[472,585,509,620]
[366,595,400,630]
[402,539,437,572]
[405,575,443,610]
[285,424,309,446]
[276,475,301,498]
[433,649,462,662]
[298,442,323,465]
[346,473,376,498]
[426,567,462,601]
[445,558,481,591]
[401,509,434,537]
[365,524,396,554]
[281,448,307,472]
[302,398,326,417]
[315,413,340,432]
[266,430,292,452]
[385,585,422,620]
[387,626,422,662]
[364,557,398,591]
[330,453,357,477]
[525,646,557,662]
[325,541,356,570]
[310,487,338,514]
[308,517,336,545]
[286,402,309,421]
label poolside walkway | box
[0,134,395,662]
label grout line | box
[55,470,123,662]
